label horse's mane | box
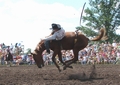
[34,40,44,54]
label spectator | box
[15,55,22,66]
[62,53,66,62]
[5,50,13,67]
[48,53,53,65]
[0,53,6,65]
[43,52,49,65]
[28,54,33,65]
[112,40,117,48]
[81,53,88,65]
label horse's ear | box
[31,52,34,55]
[31,51,37,55]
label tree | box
[26,48,31,54]
[76,0,120,43]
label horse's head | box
[31,51,43,68]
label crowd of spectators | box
[77,41,120,65]
[0,40,120,66]
[0,43,35,66]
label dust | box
[89,64,97,79]
[68,64,97,80]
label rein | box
[75,2,86,32]
[74,2,86,43]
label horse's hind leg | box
[52,51,61,72]
[63,49,79,70]
[57,51,73,69]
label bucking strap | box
[74,31,78,44]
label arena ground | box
[0,64,120,85]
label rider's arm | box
[51,30,55,35]
[43,33,56,41]
[45,30,55,38]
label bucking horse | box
[31,28,107,72]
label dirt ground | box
[0,64,120,85]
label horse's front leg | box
[52,51,61,72]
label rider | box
[42,23,65,54]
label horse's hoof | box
[58,68,61,72]
[38,65,42,68]
[42,65,44,67]
[63,66,66,70]
[59,69,61,72]
[69,66,73,69]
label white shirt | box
[83,56,87,61]
[43,28,65,41]
[112,43,117,47]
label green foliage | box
[26,48,31,54]
[77,0,120,43]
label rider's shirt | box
[43,28,65,41]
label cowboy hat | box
[50,23,61,30]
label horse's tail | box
[89,28,108,41]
